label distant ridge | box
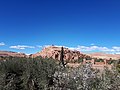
[0,51,27,57]
[89,52,120,59]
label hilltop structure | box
[31,46,90,61]
[31,46,116,70]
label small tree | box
[60,47,67,68]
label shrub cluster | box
[52,63,120,90]
[0,57,57,90]
[0,57,120,90]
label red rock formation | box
[31,46,89,62]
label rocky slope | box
[0,51,27,57]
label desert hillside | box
[0,51,27,57]
[89,52,120,60]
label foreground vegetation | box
[0,57,120,90]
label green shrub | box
[77,58,83,63]
[95,58,104,62]
[0,57,57,90]
[116,60,120,73]
[0,57,120,90]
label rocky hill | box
[31,46,91,62]
[0,51,27,57]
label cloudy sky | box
[0,0,120,54]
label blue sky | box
[0,0,120,54]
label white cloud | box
[72,45,115,52]
[115,52,120,54]
[0,42,5,46]
[36,45,43,48]
[112,47,120,52]
[10,45,35,50]
[69,45,120,54]
[75,45,99,51]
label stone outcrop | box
[31,46,90,62]
[0,51,27,57]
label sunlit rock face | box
[31,46,89,61]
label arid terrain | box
[0,51,26,57]
[89,52,120,60]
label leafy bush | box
[77,58,83,63]
[0,57,120,90]
[0,57,57,90]
[95,58,104,62]
[99,67,120,90]
[116,59,120,73]
[52,63,101,90]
